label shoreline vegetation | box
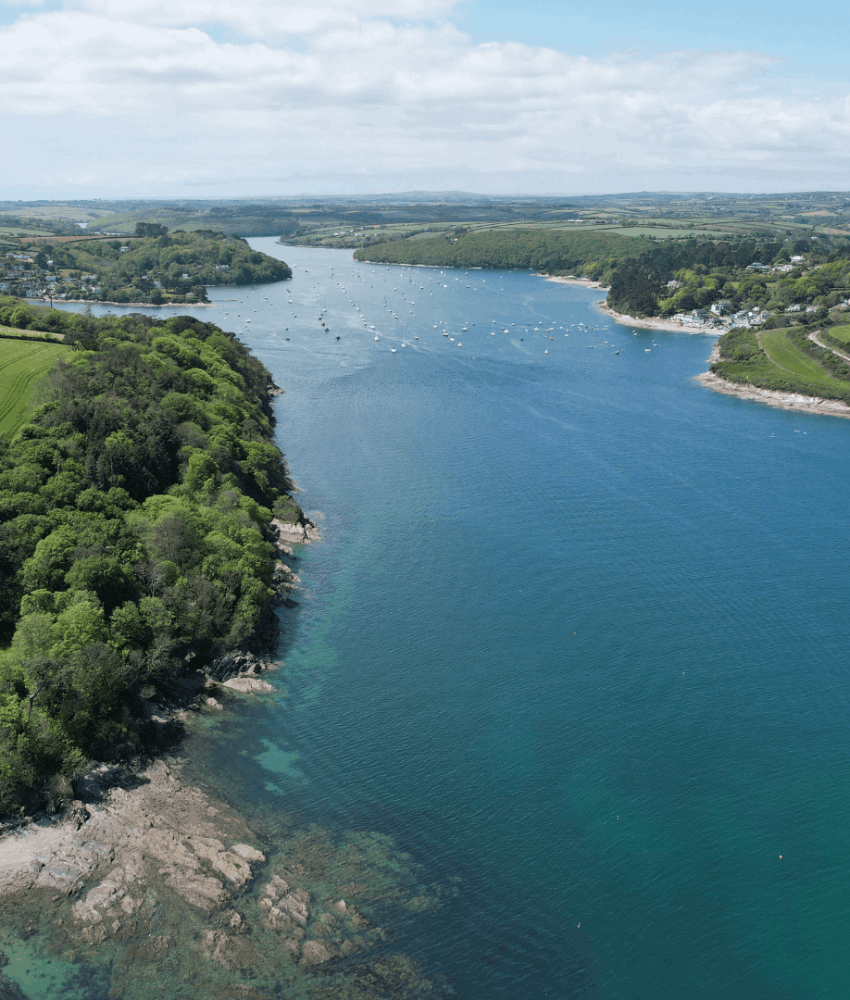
[0,298,314,820]
[696,341,850,418]
[542,275,722,333]
[28,298,216,309]
[0,291,448,999]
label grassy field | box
[0,338,68,438]
[0,326,64,342]
[825,324,850,345]
[758,329,849,392]
[290,217,727,249]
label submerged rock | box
[0,759,451,999]
[0,969,28,1000]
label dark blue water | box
[56,242,850,999]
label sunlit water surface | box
[19,240,850,999]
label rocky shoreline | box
[0,754,442,998]
[0,507,316,875]
[696,343,850,418]
[0,496,444,998]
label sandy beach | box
[541,275,721,334]
[540,274,609,291]
[598,302,721,334]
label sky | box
[0,0,848,198]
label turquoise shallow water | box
[47,242,850,999]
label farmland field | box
[0,338,67,437]
[758,328,848,391]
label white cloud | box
[0,0,848,193]
[66,0,457,36]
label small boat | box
[391,348,397,353]
[374,336,379,341]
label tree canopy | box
[0,305,299,813]
[29,231,291,305]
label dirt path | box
[809,329,850,364]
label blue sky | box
[0,0,847,198]
[461,0,842,77]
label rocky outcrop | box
[272,559,300,589]
[254,868,377,967]
[203,650,278,683]
[0,762,265,945]
[222,676,274,694]
[271,517,320,545]
[0,759,448,999]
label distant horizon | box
[3,189,850,205]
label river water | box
[23,240,850,999]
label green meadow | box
[712,325,850,401]
[758,329,848,390]
[0,338,67,438]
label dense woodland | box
[355,227,645,284]
[607,235,850,317]
[0,305,301,813]
[356,229,850,319]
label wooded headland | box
[0,300,304,815]
[1,229,290,306]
